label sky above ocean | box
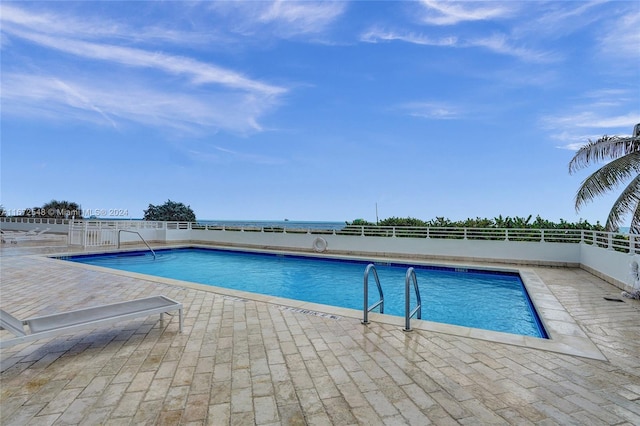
[1,1,639,225]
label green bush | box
[347,215,606,231]
[144,200,196,222]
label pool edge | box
[43,244,607,361]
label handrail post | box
[118,230,156,259]
[404,271,411,331]
[362,267,370,324]
[362,264,384,325]
[403,267,421,332]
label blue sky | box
[1,1,639,224]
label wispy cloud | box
[360,28,553,63]
[556,139,594,152]
[1,3,230,46]
[209,0,346,39]
[398,101,461,120]
[545,104,640,151]
[360,28,456,46]
[186,145,286,166]
[468,33,558,63]
[598,9,640,62]
[2,73,278,135]
[418,0,516,25]
[4,26,285,96]
[516,1,610,39]
[258,0,346,34]
[0,4,287,134]
[2,4,285,95]
[360,1,555,63]
[545,112,639,131]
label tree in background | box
[347,215,604,231]
[378,217,428,227]
[569,123,640,232]
[144,200,196,222]
[41,200,83,219]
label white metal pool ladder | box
[117,230,156,259]
[362,264,384,324]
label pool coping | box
[43,244,607,361]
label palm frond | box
[574,152,640,210]
[569,134,640,174]
[630,201,640,234]
[605,175,640,231]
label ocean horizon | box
[89,218,347,230]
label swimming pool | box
[61,248,548,338]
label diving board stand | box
[0,296,183,349]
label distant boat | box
[284,218,289,221]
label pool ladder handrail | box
[362,264,384,324]
[403,267,422,332]
[117,230,156,259]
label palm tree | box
[569,123,640,232]
[41,200,83,219]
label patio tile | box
[0,245,639,425]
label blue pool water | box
[61,248,548,338]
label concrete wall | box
[190,230,581,267]
[117,229,162,245]
[580,244,632,290]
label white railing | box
[69,221,116,247]
[68,220,165,247]
[3,217,634,254]
[1,217,166,229]
[1,217,72,225]
[190,223,634,254]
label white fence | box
[67,220,165,247]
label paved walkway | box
[1,245,639,425]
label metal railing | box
[117,230,156,259]
[188,222,635,253]
[403,268,422,332]
[362,264,384,324]
[5,217,636,254]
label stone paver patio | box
[1,244,639,425]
